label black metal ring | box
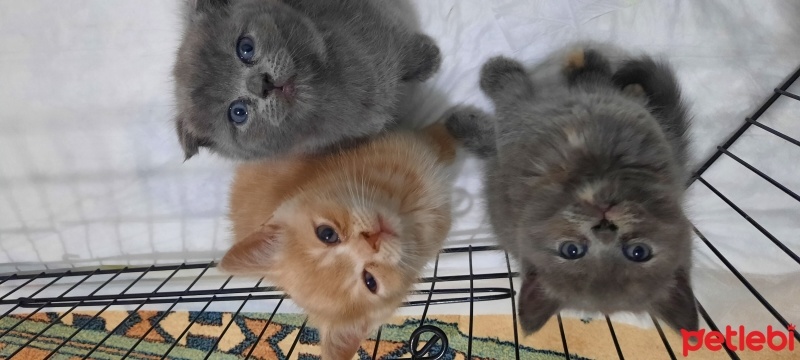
[408,324,448,360]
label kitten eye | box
[236,36,255,63]
[558,241,586,260]
[315,225,339,244]
[623,243,652,262]
[228,100,248,125]
[363,270,378,293]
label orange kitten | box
[219,124,456,360]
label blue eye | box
[236,36,255,63]
[363,270,378,293]
[558,241,586,260]
[315,225,339,244]
[228,100,248,125]
[624,243,652,262]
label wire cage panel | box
[1,49,799,360]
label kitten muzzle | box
[247,74,296,101]
[591,219,618,244]
[592,219,618,232]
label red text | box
[681,325,796,356]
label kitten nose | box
[360,215,395,252]
[246,73,276,98]
[361,231,381,252]
[584,201,613,219]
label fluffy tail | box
[443,106,497,158]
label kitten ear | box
[319,322,369,360]
[479,56,535,105]
[518,270,560,334]
[218,224,283,275]
[176,118,201,161]
[652,267,699,332]
[192,0,229,13]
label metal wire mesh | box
[0,66,799,359]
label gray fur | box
[173,0,441,160]
[447,46,697,334]
[444,106,496,158]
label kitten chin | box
[446,43,698,336]
[219,124,455,360]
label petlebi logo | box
[681,325,796,356]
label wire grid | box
[0,67,799,359]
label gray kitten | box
[174,0,441,160]
[446,47,698,334]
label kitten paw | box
[479,56,533,101]
[612,58,654,94]
[563,48,612,86]
[622,83,647,99]
[444,106,496,158]
[612,57,683,109]
[401,34,442,82]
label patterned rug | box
[0,311,795,359]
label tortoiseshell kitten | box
[445,46,698,334]
[219,124,455,359]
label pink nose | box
[585,202,612,219]
[361,215,395,252]
[363,231,381,251]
